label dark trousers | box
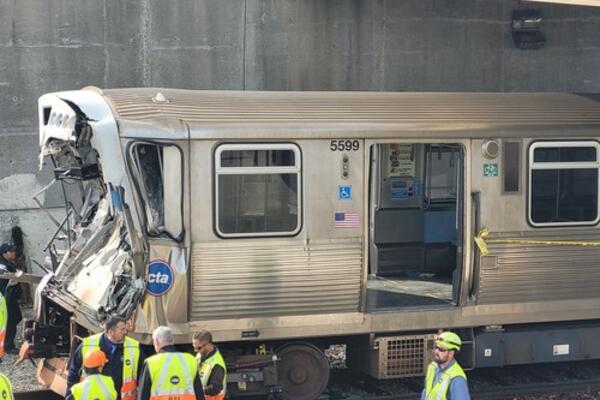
[5,286,22,350]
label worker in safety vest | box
[193,330,227,400]
[67,349,117,400]
[0,295,9,400]
[67,316,144,400]
[0,243,22,353]
[422,331,470,400]
[137,326,204,400]
[0,373,13,400]
[0,291,7,359]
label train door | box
[367,143,464,310]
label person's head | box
[104,316,128,344]
[433,331,461,367]
[192,330,214,357]
[83,349,108,375]
[152,326,174,353]
[0,243,16,262]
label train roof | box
[96,88,600,139]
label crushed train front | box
[26,89,147,393]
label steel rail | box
[470,376,600,400]
[14,366,600,400]
[345,376,600,400]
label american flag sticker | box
[334,212,360,228]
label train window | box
[528,141,600,227]
[220,149,296,167]
[504,142,520,193]
[424,144,460,205]
[215,144,301,237]
[129,142,184,240]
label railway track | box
[13,361,600,400]
[343,377,600,400]
[471,376,600,399]
[327,360,600,400]
[12,377,600,400]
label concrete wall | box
[1,0,600,272]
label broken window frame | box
[127,141,184,241]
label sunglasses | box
[434,346,449,353]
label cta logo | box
[146,260,174,296]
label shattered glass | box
[131,144,165,235]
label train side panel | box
[188,139,364,320]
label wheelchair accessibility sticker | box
[339,185,352,200]
[146,260,174,296]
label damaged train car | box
[27,88,600,400]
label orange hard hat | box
[83,350,108,369]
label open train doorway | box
[367,143,464,310]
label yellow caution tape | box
[474,228,600,256]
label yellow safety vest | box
[71,374,117,400]
[81,333,141,400]
[198,348,227,400]
[424,361,467,400]
[0,373,13,400]
[147,351,198,400]
[0,294,6,359]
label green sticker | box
[483,163,498,177]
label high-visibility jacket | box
[146,352,198,400]
[198,349,227,400]
[424,361,467,400]
[71,374,117,400]
[0,373,13,400]
[81,333,141,400]
[0,293,6,359]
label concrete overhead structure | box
[0,0,600,272]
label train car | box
[28,88,600,399]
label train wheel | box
[276,342,330,400]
